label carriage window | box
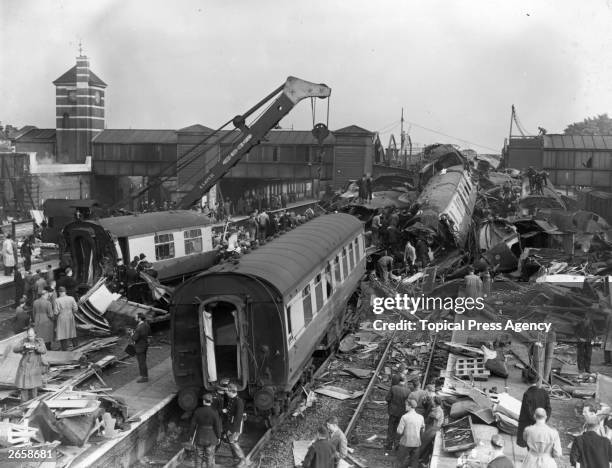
[325,264,333,298]
[287,303,305,341]
[341,248,349,276]
[354,238,360,259]
[286,305,293,340]
[184,228,203,254]
[348,243,355,270]
[154,233,175,260]
[334,256,342,283]
[302,285,313,324]
[314,274,323,310]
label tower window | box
[62,113,69,129]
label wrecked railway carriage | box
[409,165,477,248]
[170,213,366,416]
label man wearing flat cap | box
[487,434,513,468]
[397,399,424,468]
[54,285,78,350]
[191,393,221,468]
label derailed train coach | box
[171,213,366,415]
[411,164,477,248]
[63,211,217,287]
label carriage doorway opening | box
[200,299,243,386]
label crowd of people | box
[383,368,612,468]
[211,207,317,255]
[525,167,549,196]
[10,265,79,403]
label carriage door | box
[199,296,248,390]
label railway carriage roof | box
[205,213,363,297]
[96,210,212,238]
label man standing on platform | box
[20,237,32,273]
[191,393,221,468]
[223,383,246,468]
[33,290,54,350]
[2,233,17,276]
[132,313,151,383]
[576,315,595,374]
[54,286,78,350]
[517,381,552,447]
[522,408,562,468]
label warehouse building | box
[504,134,612,191]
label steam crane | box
[176,76,331,209]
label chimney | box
[76,54,90,90]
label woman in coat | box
[13,327,47,402]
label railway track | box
[154,282,453,468]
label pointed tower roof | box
[53,65,107,87]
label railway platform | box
[71,357,177,468]
[430,313,573,468]
[430,316,530,468]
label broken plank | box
[315,386,364,400]
[45,399,94,409]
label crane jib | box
[223,134,253,165]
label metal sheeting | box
[543,134,612,150]
[204,213,363,297]
[96,210,212,238]
[92,129,178,145]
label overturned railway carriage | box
[171,213,366,413]
[415,165,476,247]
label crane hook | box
[312,123,329,146]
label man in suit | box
[517,381,552,448]
[571,416,612,468]
[223,383,246,467]
[132,313,151,383]
[385,374,411,450]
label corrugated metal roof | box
[204,213,363,297]
[213,129,335,146]
[97,210,212,237]
[16,128,56,141]
[53,65,107,87]
[92,129,177,145]
[543,134,612,150]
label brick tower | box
[53,49,106,163]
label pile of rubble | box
[0,333,129,464]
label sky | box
[1,0,612,153]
